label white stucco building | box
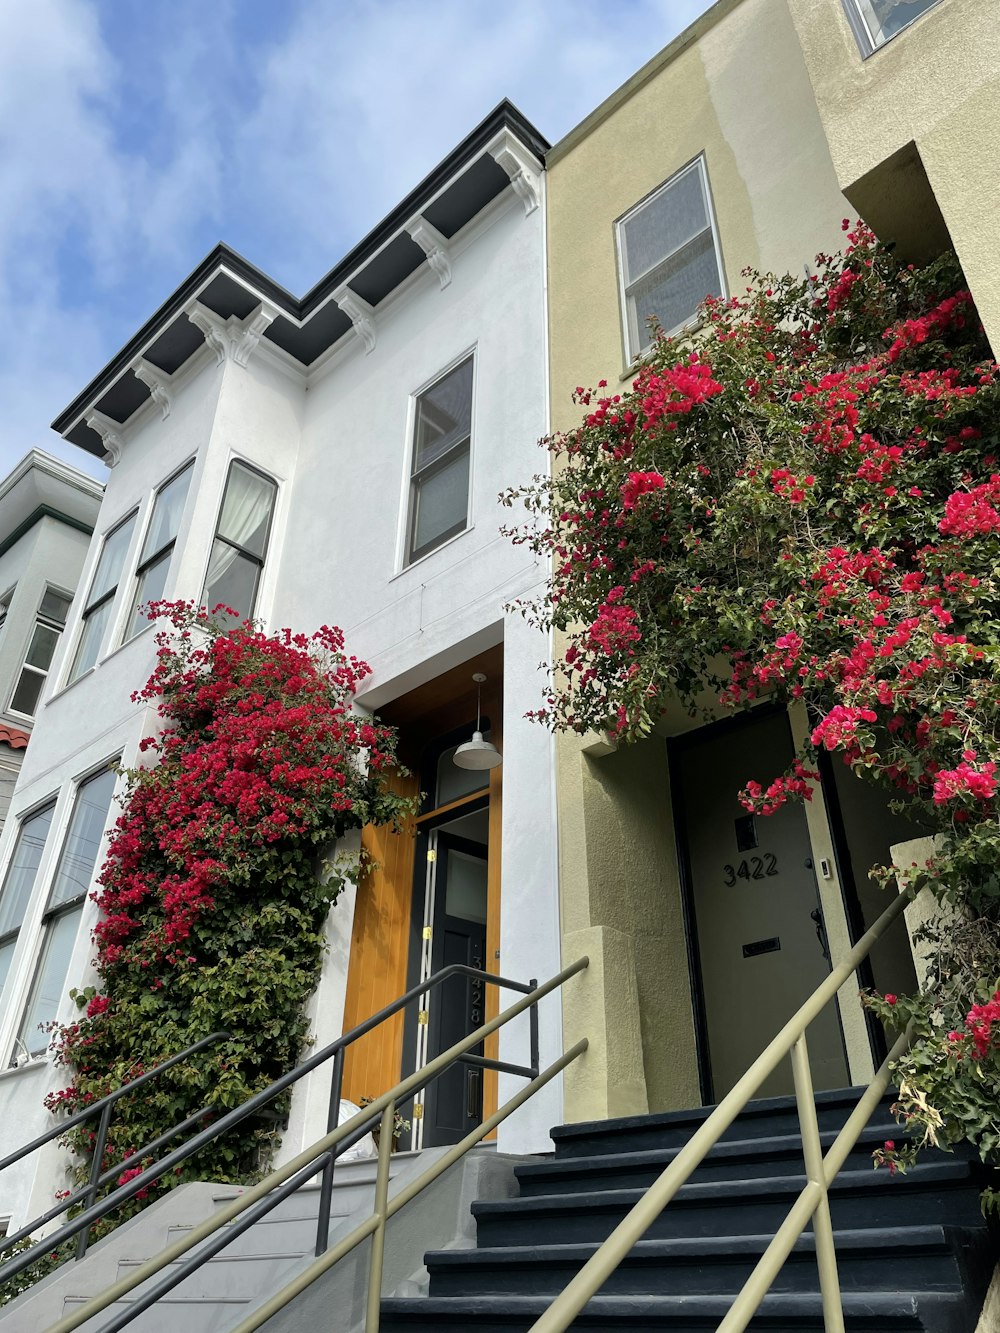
[0,102,559,1234]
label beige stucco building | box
[545,0,987,1125]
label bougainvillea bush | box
[43,603,413,1243]
[503,224,1000,1192]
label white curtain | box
[206,466,273,588]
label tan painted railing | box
[46,954,589,1333]
[529,886,916,1333]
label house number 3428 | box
[724,854,778,885]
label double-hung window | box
[126,463,194,640]
[70,514,137,681]
[616,157,725,363]
[406,356,474,565]
[16,767,117,1059]
[0,803,55,1002]
[9,589,73,718]
[843,0,942,52]
[202,461,277,624]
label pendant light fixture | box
[453,672,502,770]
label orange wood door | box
[341,768,420,1106]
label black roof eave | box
[52,100,548,444]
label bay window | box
[202,461,277,624]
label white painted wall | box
[0,175,557,1230]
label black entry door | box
[422,832,488,1146]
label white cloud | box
[0,0,711,477]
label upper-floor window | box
[0,589,12,635]
[202,461,277,624]
[69,513,137,682]
[844,0,942,52]
[16,766,116,1059]
[616,157,724,363]
[8,589,72,719]
[125,462,193,640]
[405,356,474,566]
[0,802,54,1000]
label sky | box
[0,0,711,481]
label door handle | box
[810,907,831,962]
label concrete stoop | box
[0,1145,521,1333]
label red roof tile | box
[0,726,30,750]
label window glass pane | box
[0,805,54,937]
[436,737,492,807]
[129,550,171,638]
[0,939,14,997]
[217,464,275,558]
[413,360,474,473]
[24,622,59,671]
[628,228,722,353]
[140,465,193,563]
[622,165,708,286]
[39,590,71,624]
[50,769,117,908]
[855,0,940,43]
[17,906,83,1056]
[410,447,470,560]
[444,850,488,924]
[88,515,136,609]
[10,668,44,718]
[71,599,114,681]
[203,542,260,624]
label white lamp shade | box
[453,731,502,770]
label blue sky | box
[0,0,711,480]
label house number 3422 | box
[724,855,778,885]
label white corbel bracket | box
[334,284,377,355]
[130,356,172,420]
[86,410,126,468]
[405,216,452,290]
[185,299,279,369]
[232,303,277,368]
[486,129,541,217]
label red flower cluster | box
[621,471,666,510]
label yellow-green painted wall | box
[546,0,856,1124]
[786,0,1000,351]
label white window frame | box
[842,0,944,55]
[122,460,195,644]
[68,510,139,683]
[13,764,118,1062]
[401,351,476,569]
[200,459,278,624]
[6,587,73,721]
[615,155,726,364]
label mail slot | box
[742,936,781,958]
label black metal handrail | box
[0,961,537,1288]
[0,1030,230,1262]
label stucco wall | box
[545,0,852,1123]
[785,0,1000,350]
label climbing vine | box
[504,224,1000,1188]
[38,603,413,1253]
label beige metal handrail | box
[48,954,589,1333]
[529,886,917,1333]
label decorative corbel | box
[130,356,172,420]
[185,301,228,366]
[486,129,541,217]
[85,410,125,468]
[405,216,452,290]
[334,284,377,355]
[232,302,278,368]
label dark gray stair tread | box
[552,1093,896,1157]
[379,1290,963,1329]
[426,1225,957,1270]
[474,1160,979,1219]
[516,1124,902,1189]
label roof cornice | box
[53,100,549,454]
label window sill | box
[46,666,97,707]
[0,1053,49,1082]
[391,524,475,582]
